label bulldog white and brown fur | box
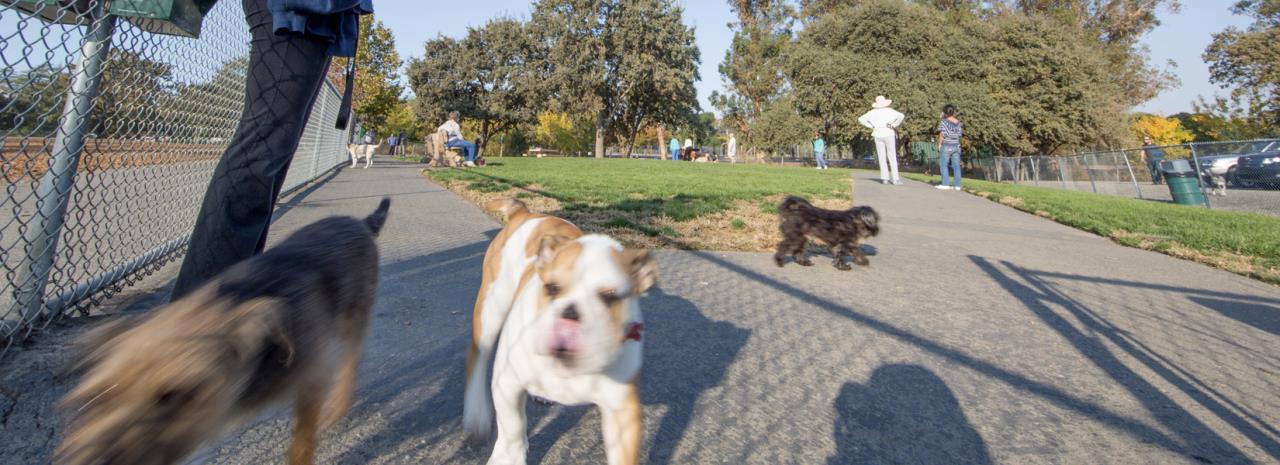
[465,199,656,465]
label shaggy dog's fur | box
[56,198,392,465]
[774,196,880,270]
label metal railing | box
[971,139,1280,215]
[1,0,353,355]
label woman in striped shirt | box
[936,104,964,190]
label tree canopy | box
[408,18,543,157]
[530,0,700,158]
[1205,0,1280,126]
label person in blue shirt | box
[669,137,680,161]
[172,0,373,301]
[1141,136,1167,185]
[813,131,828,170]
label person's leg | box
[949,146,963,187]
[170,0,332,301]
[447,139,477,162]
[938,148,951,187]
[874,137,890,182]
[886,136,900,182]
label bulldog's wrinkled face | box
[532,234,656,374]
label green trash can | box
[1161,159,1206,207]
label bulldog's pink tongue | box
[552,318,581,355]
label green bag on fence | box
[3,0,214,38]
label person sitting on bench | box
[438,111,477,167]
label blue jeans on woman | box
[815,150,828,169]
[447,138,477,162]
[940,144,962,187]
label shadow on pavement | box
[1186,296,1279,336]
[829,364,993,465]
[972,256,1278,464]
[682,250,1208,461]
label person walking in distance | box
[813,131,828,170]
[1141,136,1166,185]
[170,0,372,301]
[727,132,738,164]
[858,96,906,185]
[936,104,964,190]
[397,129,406,155]
[668,137,680,161]
[684,137,694,161]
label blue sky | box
[376,1,1248,117]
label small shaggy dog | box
[56,198,392,465]
[774,196,880,270]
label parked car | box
[1232,151,1280,188]
[1197,154,1240,185]
[1196,140,1280,187]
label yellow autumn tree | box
[1131,115,1194,146]
[534,112,594,156]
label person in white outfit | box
[858,96,906,184]
[727,133,738,163]
[683,137,694,161]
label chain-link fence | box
[1,0,353,355]
[971,139,1280,216]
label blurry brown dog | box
[774,196,879,270]
[56,197,392,465]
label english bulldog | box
[465,198,656,465]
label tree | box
[750,96,814,156]
[608,0,701,157]
[531,0,701,158]
[783,0,1130,155]
[1131,114,1194,145]
[712,0,792,158]
[1204,0,1280,125]
[329,15,403,136]
[409,18,544,158]
[534,111,595,156]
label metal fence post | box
[5,7,117,338]
[1188,143,1212,209]
[1031,156,1040,186]
[1085,154,1099,193]
[1120,150,1143,200]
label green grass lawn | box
[427,158,852,250]
[903,172,1280,284]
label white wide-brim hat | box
[872,95,892,108]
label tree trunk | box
[594,109,606,159]
[657,125,667,159]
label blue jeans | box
[940,145,962,187]
[815,150,827,168]
[447,139,476,162]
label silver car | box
[1196,140,1280,186]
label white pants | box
[874,134,899,182]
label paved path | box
[2,162,1278,464]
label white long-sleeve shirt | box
[437,120,463,142]
[858,108,906,138]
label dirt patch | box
[429,171,851,252]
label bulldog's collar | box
[624,322,643,342]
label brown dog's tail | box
[485,198,528,222]
[364,197,392,237]
[778,196,812,214]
